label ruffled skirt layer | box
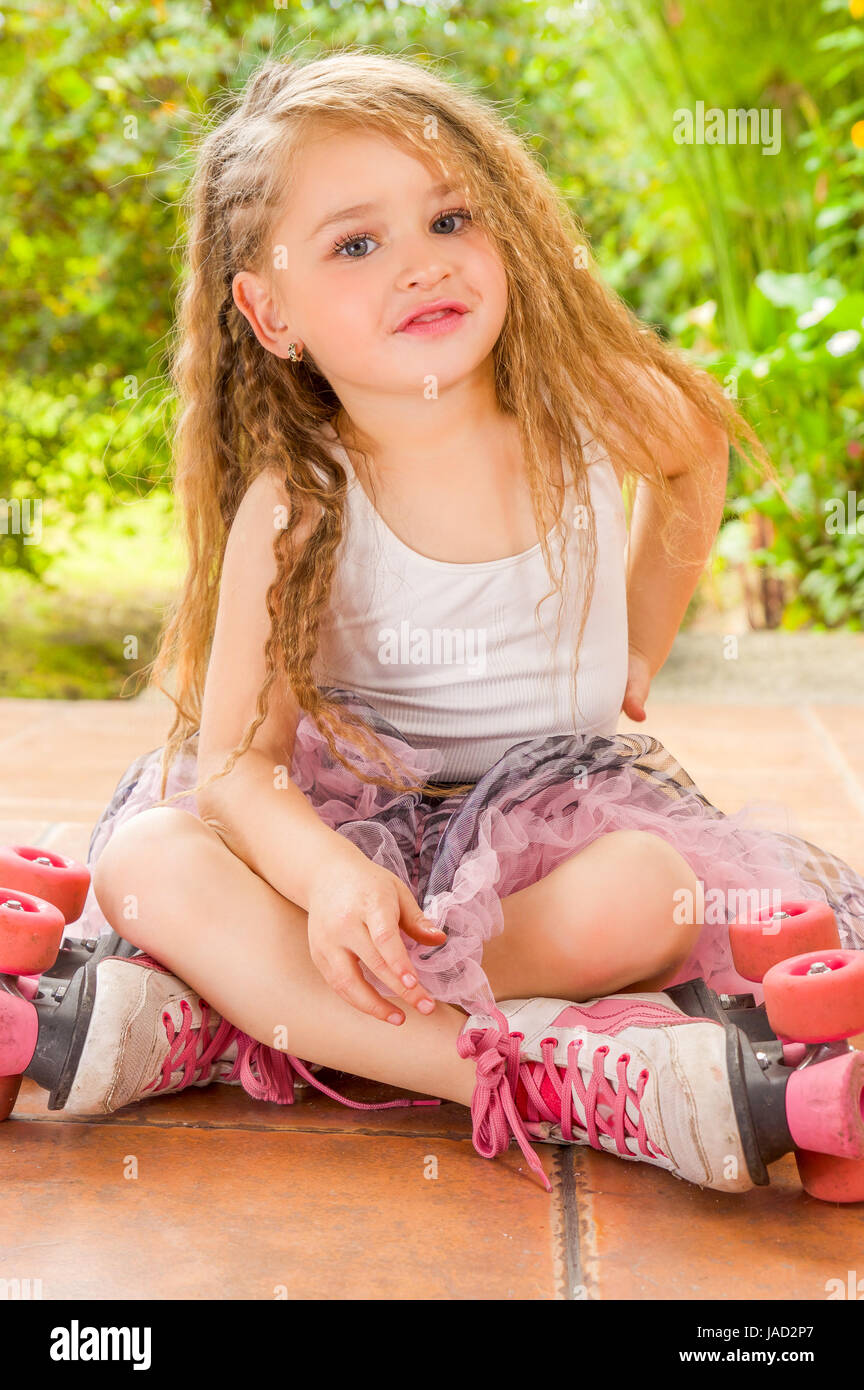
[77,688,864,1016]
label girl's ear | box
[231,270,294,359]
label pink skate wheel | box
[0,983,39,1121]
[0,888,65,975]
[0,987,39,1117]
[763,949,864,1043]
[786,1049,864,1159]
[0,845,90,926]
[795,1148,864,1203]
[729,900,839,982]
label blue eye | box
[330,207,472,259]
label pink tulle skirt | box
[77,687,864,1016]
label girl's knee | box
[609,829,703,972]
[91,807,204,919]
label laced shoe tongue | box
[515,1068,566,1123]
[147,998,238,1095]
[215,1038,239,1076]
[514,1065,597,1134]
[514,1068,617,1122]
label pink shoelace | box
[134,954,442,1115]
[457,1002,659,1194]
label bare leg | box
[92,808,479,1108]
[482,829,705,1001]
[93,815,701,1116]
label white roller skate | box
[457,988,763,1194]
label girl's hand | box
[621,642,652,722]
[306,846,448,1026]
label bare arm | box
[197,746,361,915]
[625,443,728,677]
[607,368,730,676]
[193,468,446,1023]
[194,466,364,909]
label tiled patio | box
[1,677,863,1300]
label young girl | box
[59,50,864,1194]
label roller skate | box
[0,843,140,1116]
[0,842,438,1122]
[458,898,864,1203]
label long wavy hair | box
[143,46,789,808]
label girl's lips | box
[398,308,469,337]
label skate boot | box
[457,973,864,1201]
[1,952,443,1121]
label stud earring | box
[287,342,303,362]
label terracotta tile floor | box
[1,691,863,1300]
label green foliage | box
[704,266,863,628]
[0,491,183,697]
[1,0,862,641]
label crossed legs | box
[91,809,704,1110]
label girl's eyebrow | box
[307,181,458,240]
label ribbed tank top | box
[311,421,630,783]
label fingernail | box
[387,1011,404,1025]
[402,972,417,988]
[417,999,435,1014]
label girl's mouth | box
[398,308,469,337]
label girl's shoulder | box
[234,467,320,552]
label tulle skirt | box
[77,687,864,1016]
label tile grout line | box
[800,705,864,818]
[9,1113,484,1141]
[555,1150,581,1300]
[558,1150,600,1301]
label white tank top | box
[311,422,630,783]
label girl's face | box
[235,128,509,401]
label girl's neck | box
[332,405,550,492]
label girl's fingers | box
[393,882,448,945]
[324,946,409,1025]
[362,905,438,1015]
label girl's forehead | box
[293,120,450,182]
[284,135,455,221]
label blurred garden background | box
[1,0,862,698]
